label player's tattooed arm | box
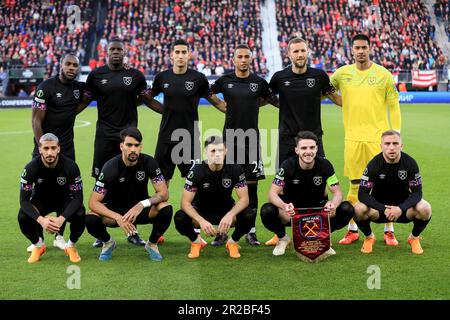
[140,91,164,114]
[206,94,227,113]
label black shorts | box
[31,199,84,218]
[92,136,121,178]
[226,137,265,181]
[155,140,201,180]
[194,204,235,225]
[371,210,411,224]
[278,135,325,168]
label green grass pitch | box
[0,104,449,299]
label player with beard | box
[85,127,173,261]
[79,38,163,247]
[30,52,84,251]
[266,37,342,246]
[18,134,85,263]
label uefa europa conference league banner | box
[1,92,450,109]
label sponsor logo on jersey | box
[284,81,291,87]
[36,90,44,98]
[227,83,234,89]
[21,169,27,177]
[100,79,108,84]
[363,167,368,175]
[163,83,170,88]
[306,78,315,88]
[56,93,62,98]
[379,174,386,179]
[187,171,194,179]
[57,177,66,185]
[119,177,125,183]
[222,178,232,188]
[398,170,407,180]
[37,178,43,183]
[292,179,300,184]
[73,89,80,99]
[250,83,258,92]
[136,171,145,181]
[202,183,210,188]
[313,176,322,186]
[123,77,132,86]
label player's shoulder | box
[400,152,418,166]
[37,76,57,90]
[141,153,158,165]
[23,156,41,173]
[317,156,334,169]
[367,152,384,168]
[334,64,353,74]
[371,63,392,76]
[280,156,297,171]
[274,66,291,77]
[102,154,121,172]
[188,68,206,78]
[89,65,109,75]
[307,67,327,76]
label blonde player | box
[331,34,401,246]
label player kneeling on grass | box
[18,133,85,264]
[260,131,354,256]
[174,135,255,259]
[354,130,432,254]
[85,127,173,261]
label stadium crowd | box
[434,0,450,40]
[276,0,446,71]
[92,0,268,76]
[0,0,95,77]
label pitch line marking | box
[0,120,92,135]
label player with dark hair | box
[174,136,254,259]
[85,127,172,261]
[31,52,84,250]
[210,44,275,246]
[260,131,354,256]
[151,39,226,185]
[266,37,342,246]
[18,133,85,263]
[79,37,163,247]
[354,130,431,254]
[331,33,402,246]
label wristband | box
[140,199,151,208]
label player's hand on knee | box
[38,216,60,234]
[324,201,336,217]
[117,219,137,236]
[200,220,216,237]
[123,204,142,223]
[284,203,295,216]
[218,214,233,234]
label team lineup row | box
[23,33,430,263]
[20,128,431,263]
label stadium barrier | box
[1,92,449,109]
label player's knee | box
[174,209,189,226]
[417,200,432,220]
[338,201,355,219]
[240,207,256,223]
[73,206,86,220]
[85,213,102,228]
[156,204,173,223]
[260,203,277,222]
[17,209,30,223]
[353,202,368,220]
